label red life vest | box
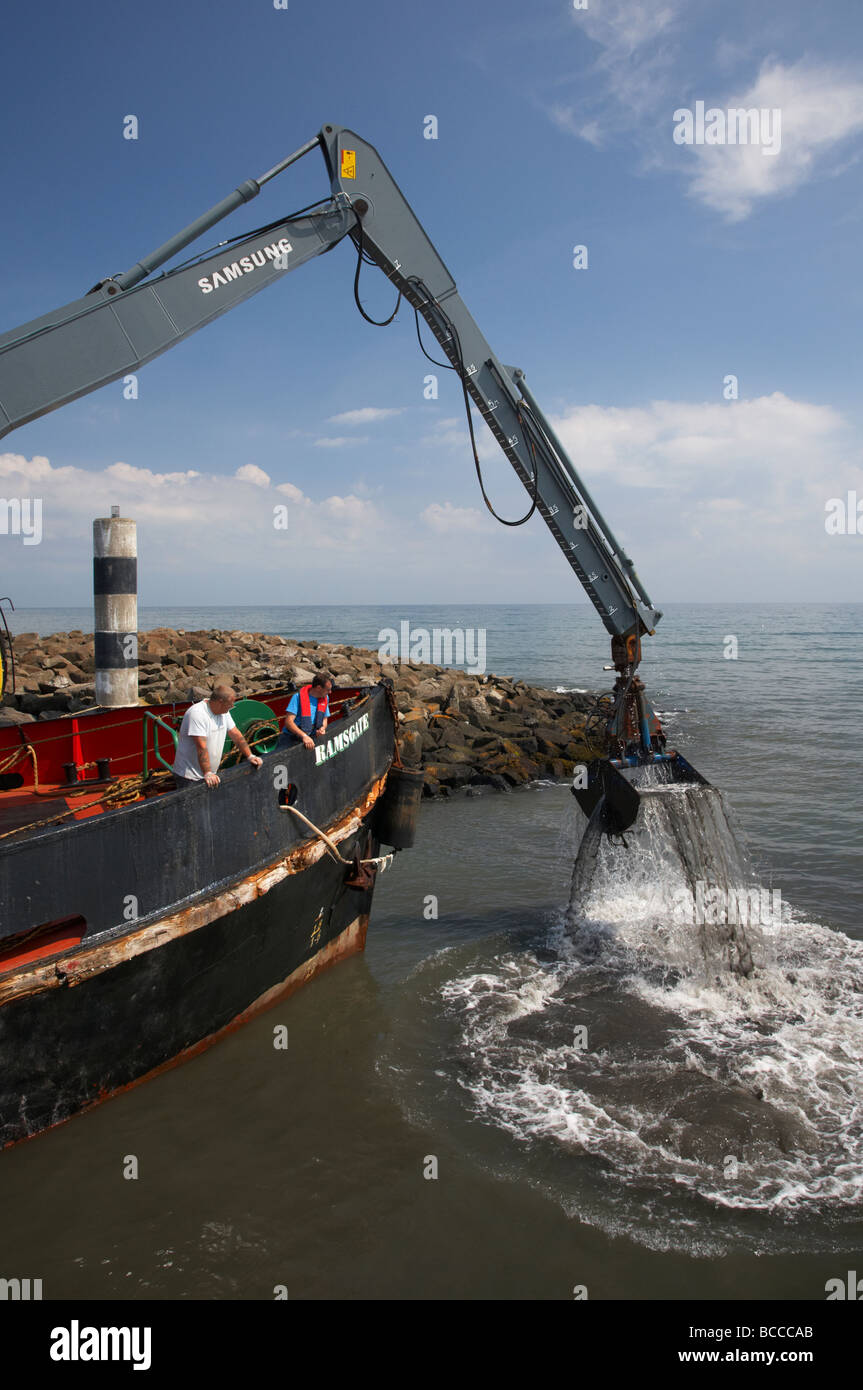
[297,684,328,732]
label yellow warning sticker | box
[341,148,357,179]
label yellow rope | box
[0,741,39,791]
[0,769,172,841]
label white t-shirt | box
[172,700,237,780]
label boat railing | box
[142,711,179,778]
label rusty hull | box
[0,773,389,1148]
[0,770,387,1010]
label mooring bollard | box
[93,505,138,708]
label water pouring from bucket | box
[570,780,762,978]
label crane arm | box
[0,122,658,647]
[0,123,701,831]
[317,125,660,649]
[0,201,350,440]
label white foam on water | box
[437,782,863,1251]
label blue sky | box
[1,0,862,606]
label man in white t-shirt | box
[172,685,263,790]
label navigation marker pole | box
[93,505,138,708]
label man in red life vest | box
[278,673,333,750]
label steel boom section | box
[318,124,660,642]
[0,205,350,439]
[0,121,661,645]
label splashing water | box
[570,783,762,978]
[422,784,863,1252]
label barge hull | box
[0,822,378,1149]
[0,683,396,1148]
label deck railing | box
[142,711,178,778]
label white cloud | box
[578,0,680,56]
[275,481,304,502]
[551,392,846,490]
[234,464,271,487]
[3,388,861,605]
[551,0,683,142]
[327,407,404,425]
[682,61,863,221]
[104,461,201,486]
[319,494,378,527]
[0,451,387,599]
[554,6,863,220]
[548,393,862,592]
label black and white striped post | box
[93,505,138,707]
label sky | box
[0,0,861,608]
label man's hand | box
[204,771,220,789]
[246,753,263,768]
[301,733,315,750]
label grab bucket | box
[572,751,709,836]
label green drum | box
[219,699,280,767]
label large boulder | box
[423,771,442,797]
[326,654,359,676]
[400,707,428,730]
[18,692,62,715]
[289,665,318,686]
[415,678,444,702]
[398,730,424,766]
[434,719,467,748]
[468,772,509,792]
[484,687,509,708]
[0,707,36,725]
[38,674,71,693]
[429,745,477,766]
[139,634,177,661]
[424,760,473,789]
[462,695,493,728]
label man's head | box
[209,684,236,713]
[311,673,333,699]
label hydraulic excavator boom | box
[0,122,708,833]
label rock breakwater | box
[1,628,600,797]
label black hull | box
[0,685,394,1147]
[0,837,376,1148]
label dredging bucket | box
[572,752,709,836]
